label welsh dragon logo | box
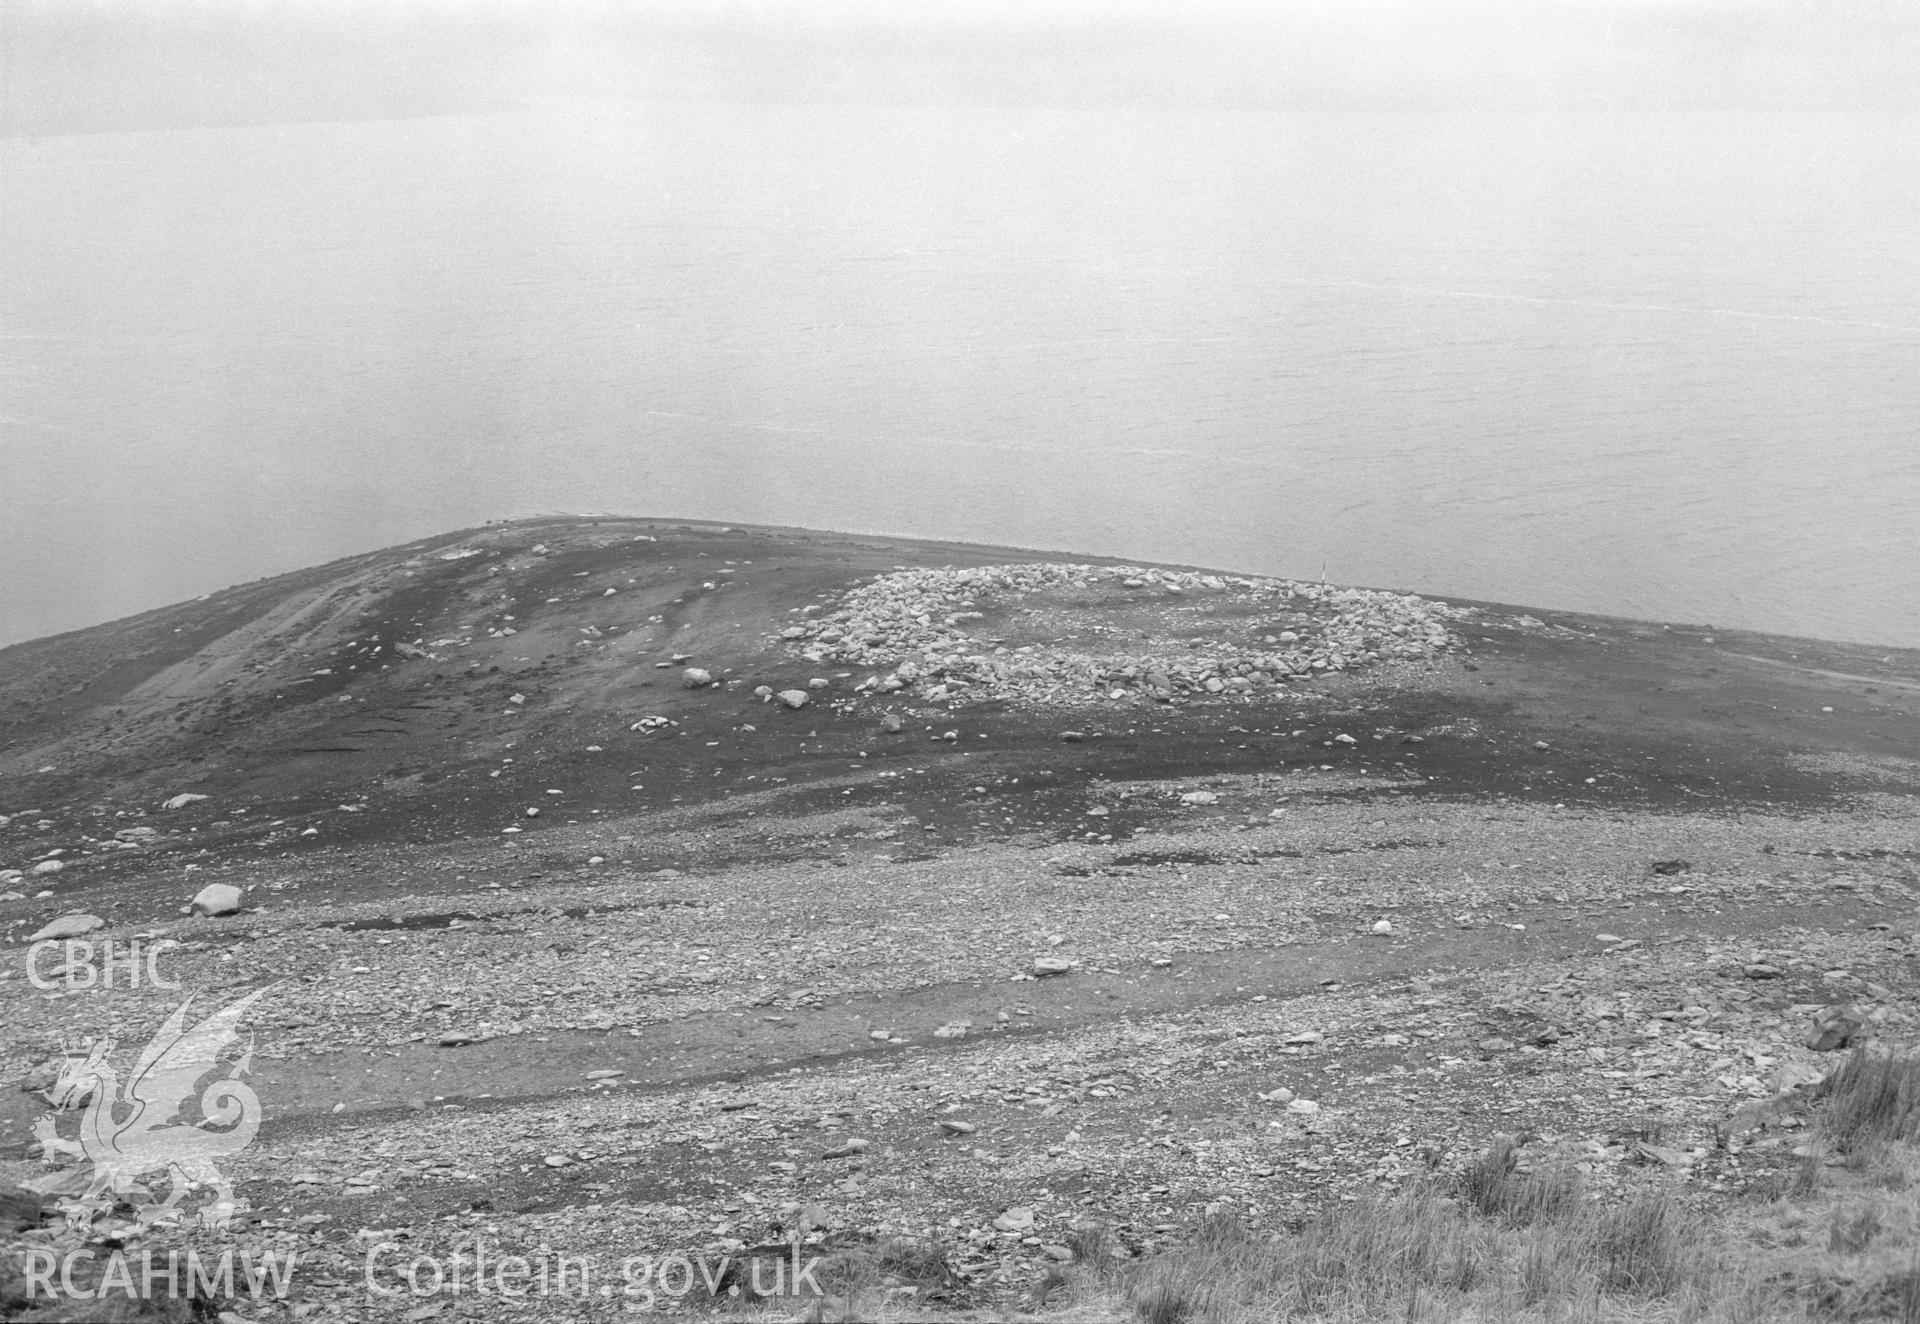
[33,988,270,1229]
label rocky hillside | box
[3,518,1920,1322]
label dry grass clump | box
[1105,1186,1725,1324]
[1070,1062,1920,1324]
[1031,1135,1763,1324]
[795,1235,964,1322]
[1462,1135,1581,1226]
[0,1253,200,1323]
[1725,1048,1920,1323]
[1817,1049,1920,1167]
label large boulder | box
[29,913,103,942]
[189,883,244,918]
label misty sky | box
[3,1,1918,649]
[7,0,1918,139]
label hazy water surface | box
[4,100,1917,647]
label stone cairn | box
[778,563,1466,708]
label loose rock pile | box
[779,563,1464,708]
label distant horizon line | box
[3,512,1913,659]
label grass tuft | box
[1594,1190,1696,1297]
[1085,1145,1731,1324]
[1135,1281,1193,1324]
[1460,1134,1580,1225]
[1068,1221,1117,1270]
[1818,1049,1920,1156]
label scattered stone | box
[1061,731,1086,743]
[1286,1099,1321,1115]
[807,678,831,690]
[28,913,104,942]
[1650,860,1691,875]
[438,1031,488,1048]
[585,1069,625,1080]
[1371,919,1394,935]
[31,859,64,875]
[939,1120,977,1135]
[821,1139,870,1160]
[1807,1004,1867,1052]
[1033,956,1074,978]
[1775,1062,1826,1092]
[933,1021,971,1039]
[1042,1245,1074,1262]
[993,1207,1036,1233]
[1717,1087,1814,1144]
[542,1155,572,1168]
[189,883,244,917]
[1478,1037,1516,1053]
[881,714,904,733]
[162,794,209,811]
[1744,964,1784,980]
[1284,1031,1324,1046]
[1634,1142,1694,1167]
[682,668,713,688]
[778,690,810,709]
[1180,790,1219,806]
